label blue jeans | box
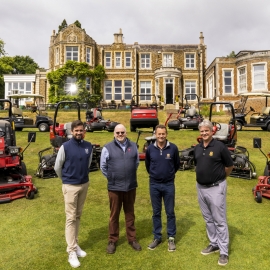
[150,181,176,239]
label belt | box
[199,179,225,188]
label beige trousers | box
[62,182,89,253]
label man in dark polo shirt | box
[194,119,233,267]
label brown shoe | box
[129,241,142,251]
[107,241,116,254]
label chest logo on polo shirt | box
[165,153,171,159]
[209,151,213,156]
[85,149,89,154]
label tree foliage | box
[0,38,6,56]
[47,61,105,104]
[58,19,68,33]
[0,55,39,98]
[227,51,236,58]
[74,20,81,28]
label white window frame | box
[140,81,151,101]
[124,80,132,100]
[114,80,122,100]
[86,77,91,91]
[185,80,196,100]
[222,69,234,95]
[238,66,247,94]
[185,53,195,69]
[105,52,111,68]
[66,46,79,62]
[86,47,91,64]
[140,53,151,69]
[125,52,132,68]
[8,82,32,96]
[115,52,122,68]
[163,53,173,67]
[252,63,267,91]
[104,80,112,100]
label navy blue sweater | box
[145,141,180,183]
[61,138,92,184]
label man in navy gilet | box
[55,120,93,268]
[100,124,141,254]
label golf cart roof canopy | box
[238,92,270,97]
[7,94,44,99]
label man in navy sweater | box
[55,120,93,268]
[145,124,180,252]
[100,124,141,254]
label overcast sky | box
[1,0,270,69]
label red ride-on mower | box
[85,107,119,132]
[0,99,37,203]
[178,102,257,179]
[35,101,102,179]
[168,94,203,131]
[252,138,270,203]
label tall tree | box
[58,19,68,32]
[0,55,39,98]
[0,38,6,56]
[74,20,81,28]
[227,51,236,58]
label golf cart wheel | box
[15,127,23,131]
[236,122,242,131]
[26,191,35,200]
[267,124,270,132]
[38,123,49,132]
[255,191,262,203]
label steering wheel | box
[250,106,255,112]
[0,131,6,137]
[212,122,221,131]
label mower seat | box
[213,123,229,141]
[186,106,196,117]
[64,122,72,139]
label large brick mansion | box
[4,23,270,108]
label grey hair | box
[198,119,213,131]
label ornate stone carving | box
[67,33,77,43]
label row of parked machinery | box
[1,92,270,203]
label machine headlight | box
[9,147,20,155]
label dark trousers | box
[150,181,176,240]
[108,189,137,243]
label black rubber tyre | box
[15,127,23,131]
[255,191,262,203]
[236,122,242,131]
[267,124,270,132]
[168,120,180,130]
[39,123,49,132]
[130,125,136,132]
[264,165,270,176]
[26,191,35,200]
[20,162,27,175]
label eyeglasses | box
[116,131,125,135]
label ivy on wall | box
[47,61,105,104]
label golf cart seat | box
[186,106,196,117]
[213,123,229,141]
[64,122,72,139]
[250,107,270,121]
[11,107,23,117]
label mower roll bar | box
[53,101,81,135]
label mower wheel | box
[255,191,262,203]
[236,122,243,131]
[39,123,49,132]
[264,165,270,176]
[130,125,136,132]
[20,162,27,175]
[26,191,35,200]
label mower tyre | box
[255,191,262,203]
[106,122,118,132]
[26,191,35,200]
[20,162,27,175]
[264,165,270,176]
[130,125,136,132]
[168,120,180,130]
[38,123,49,132]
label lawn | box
[0,110,269,270]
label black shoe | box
[129,241,142,251]
[107,241,116,254]
[201,245,220,255]
[218,254,229,266]
[148,239,162,250]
